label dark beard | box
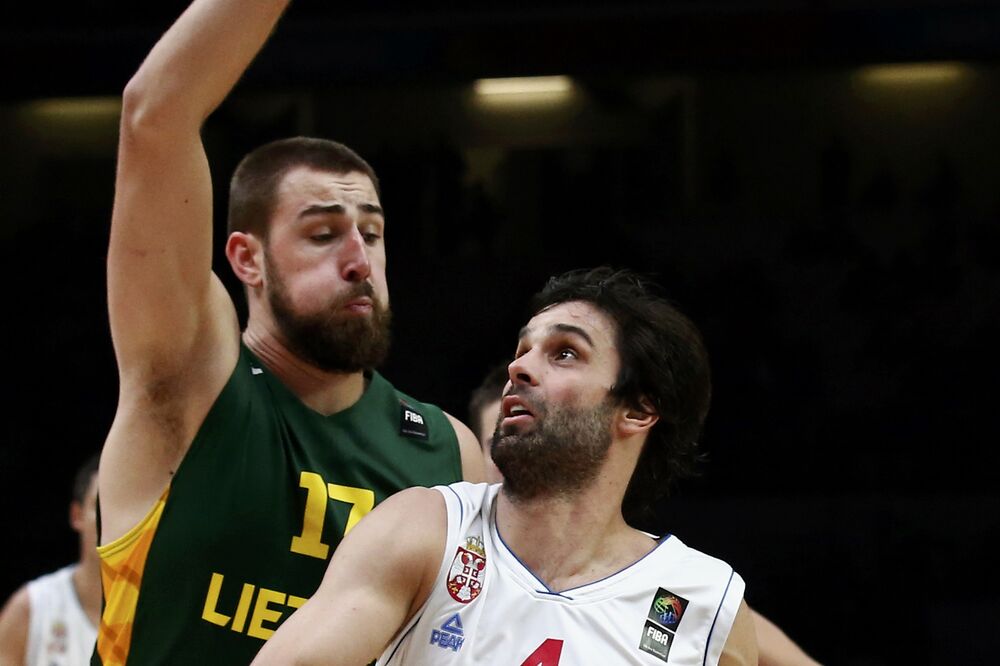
[491,395,615,502]
[265,252,392,373]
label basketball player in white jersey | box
[0,455,100,666]
[254,267,759,665]
[469,365,822,666]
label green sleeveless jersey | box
[94,344,462,664]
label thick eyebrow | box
[359,203,385,216]
[517,323,595,348]
[298,202,384,219]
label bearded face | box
[491,391,616,501]
[265,247,392,372]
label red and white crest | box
[446,545,486,603]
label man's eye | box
[555,349,577,361]
[362,232,381,245]
[310,233,333,242]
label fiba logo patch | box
[399,401,429,440]
[649,589,688,630]
[639,622,674,662]
[638,588,689,662]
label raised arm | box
[102,0,293,541]
[252,487,447,665]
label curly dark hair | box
[530,267,711,526]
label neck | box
[242,326,366,415]
[495,480,654,593]
[73,552,102,626]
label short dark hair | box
[72,452,100,504]
[227,137,380,239]
[467,362,510,441]
[530,267,711,524]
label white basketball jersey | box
[378,483,745,666]
[25,565,97,666]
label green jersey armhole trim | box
[96,486,170,558]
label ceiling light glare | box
[474,76,573,97]
[858,62,971,86]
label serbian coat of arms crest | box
[446,537,487,603]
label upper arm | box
[752,608,821,666]
[108,96,237,383]
[108,0,286,380]
[720,601,760,666]
[101,57,241,540]
[252,487,447,666]
[0,585,30,666]
[445,413,487,483]
[102,120,239,535]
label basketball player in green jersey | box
[95,0,484,663]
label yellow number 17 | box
[289,471,375,560]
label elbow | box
[119,75,158,136]
[119,73,198,140]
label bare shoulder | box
[720,601,760,666]
[365,486,447,539]
[443,412,486,483]
[0,584,31,662]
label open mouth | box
[501,395,537,429]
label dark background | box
[2,1,999,663]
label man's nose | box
[340,226,372,283]
[507,353,538,388]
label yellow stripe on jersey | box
[95,488,169,666]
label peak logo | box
[430,614,464,652]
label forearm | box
[123,0,292,129]
[253,488,447,666]
[253,596,388,666]
[754,610,821,666]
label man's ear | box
[226,232,264,288]
[69,501,83,533]
[618,397,659,438]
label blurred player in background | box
[0,454,100,666]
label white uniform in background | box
[379,482,745,665]
[25,565,97,666]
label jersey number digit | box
[519,638,564,666]
[290,471,375,559]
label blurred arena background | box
[2,1,999,663]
